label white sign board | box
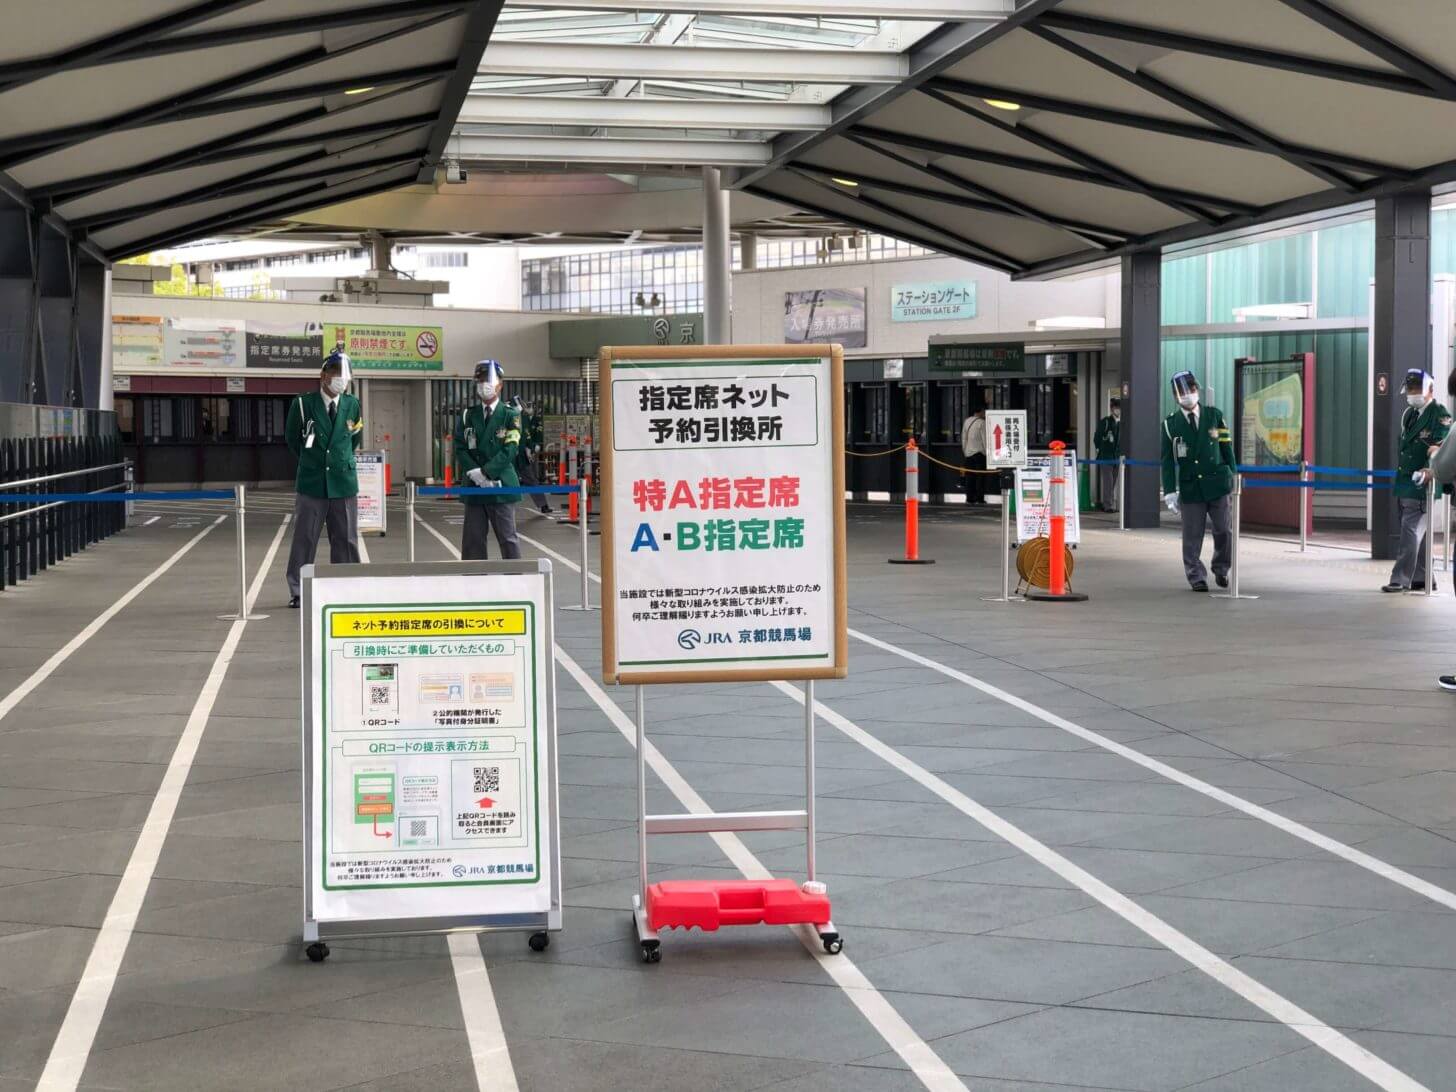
[986,409,1029,468]
[303,563,560,937]
[356,451,387,535]
[1014,450,1082,545]
[600,347,847,684]
[162,316,244,368]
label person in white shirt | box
[961,408,987,504]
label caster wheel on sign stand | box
[305,942,330,963]
[641,940,661,964]
[821,933,843,955]
[528,931,550,953]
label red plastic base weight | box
[646,879,831,932]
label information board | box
[1014,450,1082,546]
[599,345,847,685]
[986,409,1028,468]
[929,341,1025,374]
[303,562,560,937]
[356,451,387,536]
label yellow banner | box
[331,609,526,638]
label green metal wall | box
[1315,220,1374,318]
[1160,330,1367,468]
[1207,234,1312,322]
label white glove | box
[466,468,486,487]
[1163,491,1180,515]
[487,479,502,489]
[1413,469,1429,484]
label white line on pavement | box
[448,931,520,1092]
[416,513,967,1092]
[143,516,159,526]
[772,681,1430,1092]
[847,627,1456,912]
[36,516,291,1092]
[0,516,227,726]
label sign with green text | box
[329,324,444,372]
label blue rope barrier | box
[1243,480,1391,491]
[1123,458,1160,468]
[1238,464,1301,474]
[0,490,232,503]
[418,484,579,497]
[1307,465,1396,478]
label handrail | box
[0,483,127,525]
[0,460,128,491]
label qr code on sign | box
[409,820,428,839]
[473,766,500,794]
[369,685,391,705]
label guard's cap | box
[474,359,504,384]
[1170,370,1199,399]
[1404,368,1434,395]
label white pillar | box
[740,230,758,272]
[702,166,731,345]
[98,267,114,412]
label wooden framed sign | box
[599,344,848,685]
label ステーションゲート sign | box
[303,563,560,936]
[599,345,847,685]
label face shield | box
[1405,369,1434,408]
[474,359,504,401]
[1171,371,1200,409]
[322,351,351,396]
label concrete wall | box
[730,256,1116,355]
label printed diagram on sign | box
[322,605,539,882]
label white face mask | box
[1112,410,1121,420]
[1407,392,1427,409]
[327,376,347,396]
[1177,392,1199,410]
[477,382,496,401]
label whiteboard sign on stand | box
[300,560,561,961]
[1014,449,1082,546]
[986,409,1028,469]
[356,451,387,536]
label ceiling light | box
[983,98,1020,111]
[344,86,376,95]
[831,177,858,187]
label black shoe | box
[1439,675,1456,692]
[289,595,300,608]
[1190,581,1208,592]
[1382,583,1409,593]
[1215,573,1229,588]
[539,505,553,514]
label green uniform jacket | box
[1161,404,1236,504]
[1394,399,1452,500]
[286,390,362,499]
[456,399,522,507]
[1093,414,1120,461]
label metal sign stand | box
[301,560,562,961]
[981,475,1024,603]
[629,680,840,963]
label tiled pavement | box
[0,496,1453,1090]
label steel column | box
[1121,250,1162,530]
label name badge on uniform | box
[1208,428,1219,440]
[1175,439,1188,459]
[496,428,507,439]
[465,427,477,451]
[304,422,316,449]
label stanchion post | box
[1299,459,1309,552]
[1425,473,1436,597]
[1047,444,1067,595]
[563,480,600,612]
[1117,455,1126,532]
[1213,474,1258,600]
[804,679,816,882]
[218,485,266,621]
[981,470,1022,603]
[407,481,416,563]
[1444,492,1451,574]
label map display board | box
[598,345,847,685]
[303,562,560,936]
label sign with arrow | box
[986,409,1028,468]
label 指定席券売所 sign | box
[599,346,847,685]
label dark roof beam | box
[1035,11,1443,100]
[1026,25,1360,192]
[849,124,1258,215]
[1275,0,1456,100]
[0,0,264,92]
[0,10,459,168]
[417,1,505,183]
[840,133,1129,247]
[921,85,1221,222]
[925,76,1408,179]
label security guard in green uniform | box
[456,359,522,560]
[285,349,362,607]
[1161,371,1236,591]
[513,398,553,515]
[1093,397,1121,511]
[1383,369,1451,592]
